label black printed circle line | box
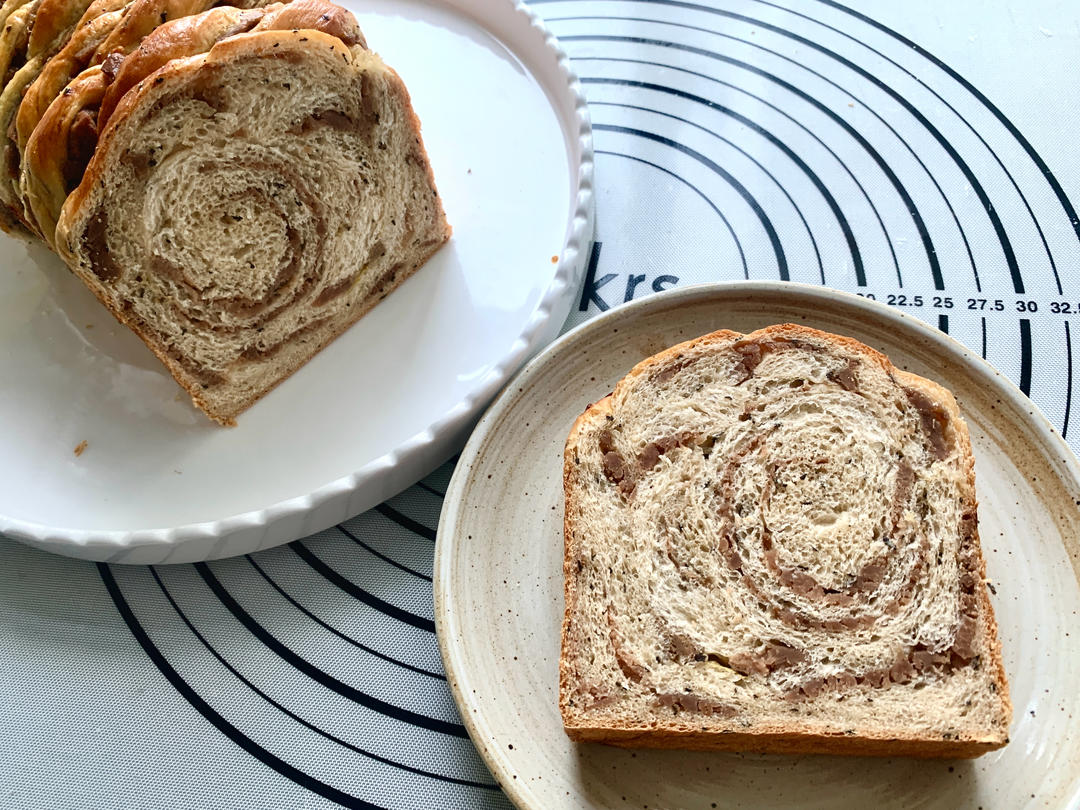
[375,503,436,542]
[556,11,979,289]
[562,33,944,290]
[575,51,900,285]
[591,96,826,284]
[592,77,880,287]
[152,566,497,792]
[595,148,750,279]
[763,0,1063,293]
[97,564,386,810]
[592,101,823,283]
[1019,319,1033,398]
[820,0,1080,237]
[292,542,436,633]
[336,523,432,583]
[192,562,467,739]
[819,0,1079,291]
[594,123,789,280]
[553,0,1026,292]
[245,555,446,681]
[672,0,1024,292]
[1064,322,1073,440]
[414,480,447,498]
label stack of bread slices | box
[0,0,450,423]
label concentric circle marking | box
[597,148,751,278]
[102,2,1080,807]
[551,0,1079,441]
[100,466,505,810]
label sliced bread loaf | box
[0,0,107,232]
[54,28,450,424]
[561,324,1011,757]
[15,0,144,166]
[0,0,41,232]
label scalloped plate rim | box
[0,0,594,562]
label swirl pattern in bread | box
[561,324,1011,757]
[54,29,449,423]
[12,0,300,236]
[20,0,361,241]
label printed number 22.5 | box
[887,294,923,307]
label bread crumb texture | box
[561,324,1011,758]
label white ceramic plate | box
[435,282,1080,810]
[0,0,593,563]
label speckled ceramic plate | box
[434,282,1080,810]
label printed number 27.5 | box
[967,298,1004,311]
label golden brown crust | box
[33,5,362,242]
[93,0,229,64]
[565,724,1003,759]
[560,323,1011,758]
[22,2,281,239]
[15,0,130,153]
[21,65,105,243]
[25,0,96,58]
[93,6,263,127]
[2,0,117,233]
[0,0,38,83]
[97,0,364,130]
[0,0,41,233]
[249,0,364,47]
[16,0,271,190]
[561,393,613,718]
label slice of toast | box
[561,324,1011,758]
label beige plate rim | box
[434,280,1080,809]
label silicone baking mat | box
[3,1,1079,807]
